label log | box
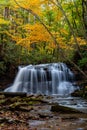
[0,92,27,97]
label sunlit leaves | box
[0,18,10,25]
[18,23,51,46]
[0,0,87,62]
[14,0,42,14]
[70,36,87,46]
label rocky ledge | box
[0,93,87,130]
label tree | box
[12,0,87,79]
[82,0,87,33]
[0,0,87,79]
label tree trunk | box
[3,7,10,19]
[82,0,87,33]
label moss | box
[71,89,87,99]
[0,99,6,105]
[9,102,27,109]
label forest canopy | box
[0,0,87,78]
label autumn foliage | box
[0,0,87,76]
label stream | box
[28,95,87,130]
[48,95,87,113]
[0,92,87,130]
[2,63,87,129]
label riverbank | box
[0,94,87,130]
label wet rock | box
[62,117,78,121]
[76,128,84,130]
[71,89,87,98]
[39,111,53,118]
[0,92,27,97]
[51,104,82,113]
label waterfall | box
[4,63,78,96]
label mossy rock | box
[51,104,82,113]
[9,101,29,110]
[71,90,83,97]
[71,89,87,98]
[0,99,6,105]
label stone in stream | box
[51,104,83,113]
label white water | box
[5,63,78,95]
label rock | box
[0,92,27,97]
[71,90,83,97]
[51,104,82,113]
[71,89,87,98]
[39,111,53,118]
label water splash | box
[5,63,78,96]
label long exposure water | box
[4,63,87,113]
[4,63,78,95]
[3,63,87,129]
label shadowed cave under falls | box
[5,63,78,96]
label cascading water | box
[5,63,78,96]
